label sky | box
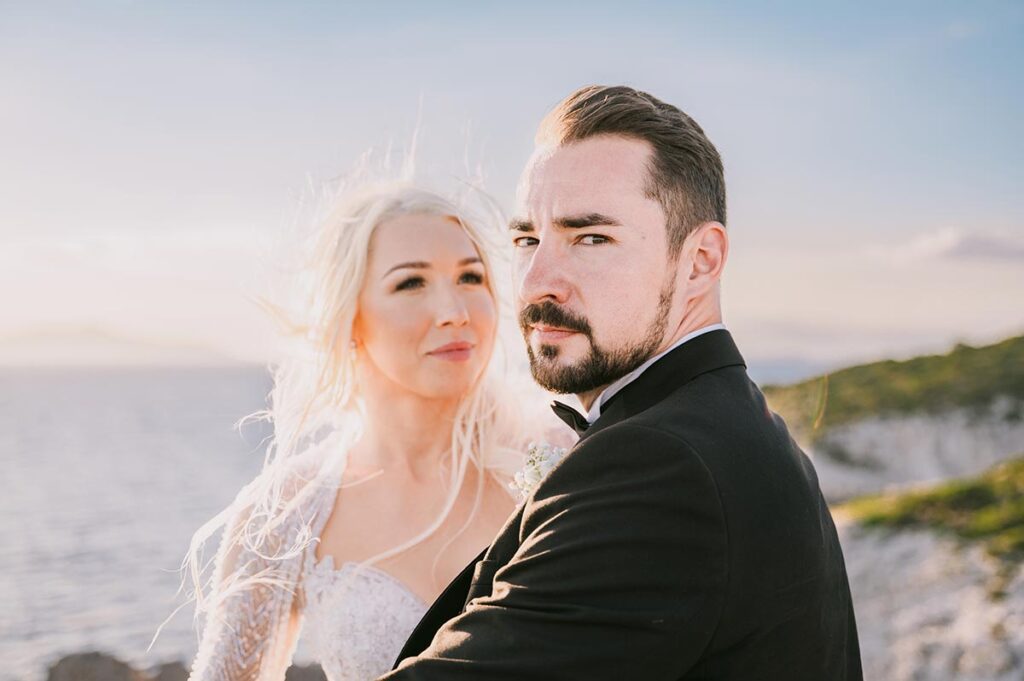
[2,1,1022,380]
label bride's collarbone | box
[316,471,511,578]
[315,513,495,603]
[336,466,510,523]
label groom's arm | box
[378,424,729,681]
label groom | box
[382,85,862,679]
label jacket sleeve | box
[379,424,729,681]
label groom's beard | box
[519,277,675,395]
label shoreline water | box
[1,367,276,681]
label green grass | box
[838,456,1024,562]
[763,334,1024,442]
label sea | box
[0,365,327,681]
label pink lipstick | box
[427,341,474,362]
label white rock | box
[808,396,1024,502]
[838,519,1024,681]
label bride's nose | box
[434,285,470,327]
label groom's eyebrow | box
[555,213,622,229]
[508,213,621,232]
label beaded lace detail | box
[187,457,339,681]
[186,453,429,681]
[302,554,427,680]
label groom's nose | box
[516,237,572,306]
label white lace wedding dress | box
[187,453,441,681]
[301,550,428,680]
[186,422,571,681]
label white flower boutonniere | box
[510,441,569,503]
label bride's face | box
[353,213,496,401]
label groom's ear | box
[680,221,728,295]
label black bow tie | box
[550,400,590,437]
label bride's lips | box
[531,325,580,343]
[427,341,475,362]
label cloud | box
[872,228,1024,264]
[943,232,1024,260]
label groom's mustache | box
[518,302,592,340]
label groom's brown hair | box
[537,85,726,258]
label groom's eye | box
[513,236,539,248]
[577,234,611,246]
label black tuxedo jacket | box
[381,330,862,680]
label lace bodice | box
[302,553,428,680]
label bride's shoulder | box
[229,434,346,522]
[282,435,345,486]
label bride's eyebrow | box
[383,261,430,278]
[382,257,482,278]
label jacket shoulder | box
[525,422,725,530]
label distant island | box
[0,325,255,367]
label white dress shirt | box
[584,323,727,424]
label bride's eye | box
[459,271,485,285]
[395,276,425,292]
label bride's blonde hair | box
[175,157,529,636]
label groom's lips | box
[531,324,580,343]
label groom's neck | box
[659,298,722,356]
[574,307,724,412]
[576,386,607,412]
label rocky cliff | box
[764,335,1024,501]
[837,453,1024,679]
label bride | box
[184,178,560,680]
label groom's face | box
[512,135,678,396]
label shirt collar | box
[583,323,727,424]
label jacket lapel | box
[581,329,746,441]
[392,546,487,666]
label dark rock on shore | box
[44,652,326,681]
[150,662,188,681]
[285,664,328,681]
[47,653,148,681]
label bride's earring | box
[340,338,361,407]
